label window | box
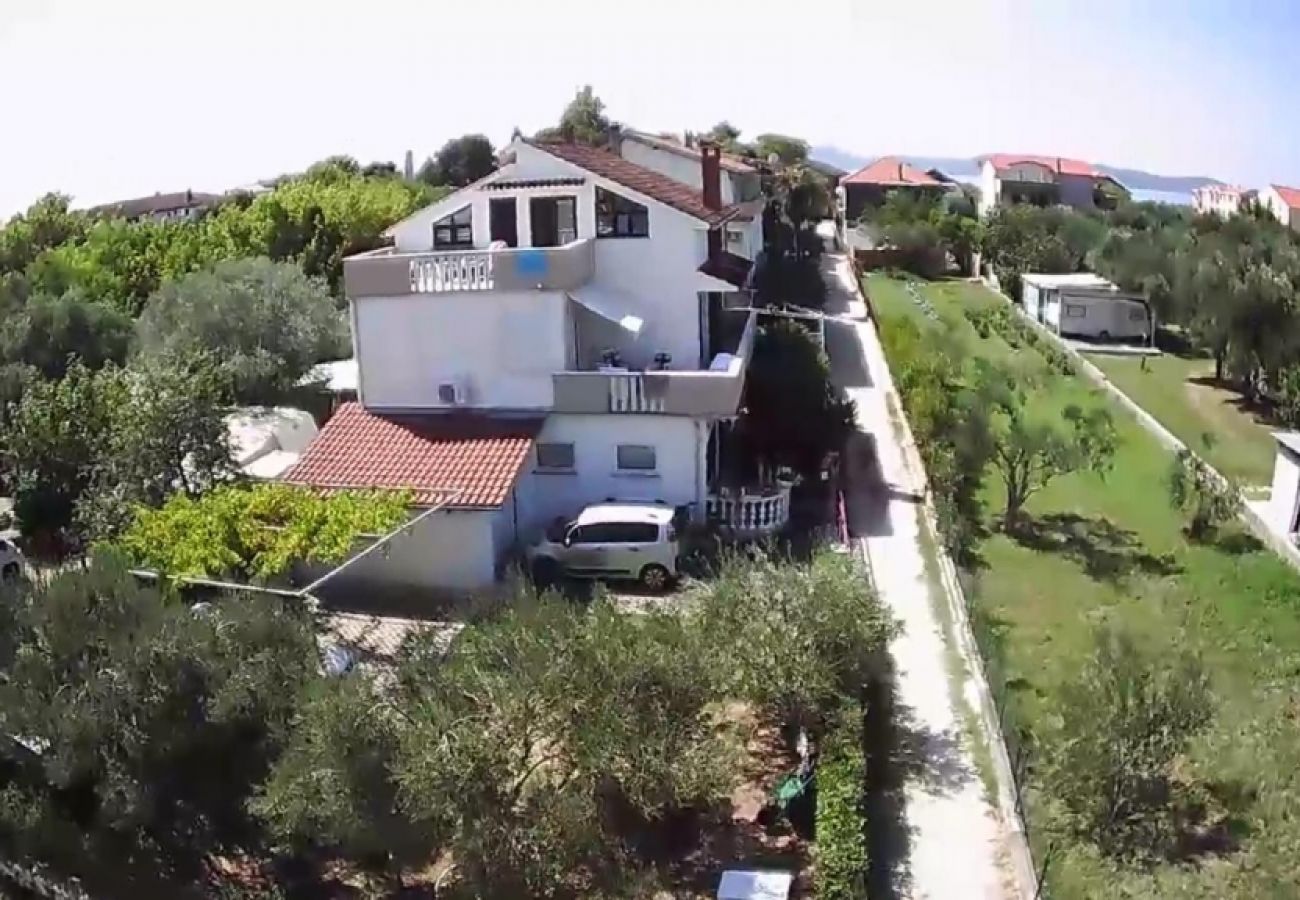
[608,522,660,543]
[536,442,575,470]
[616,444,657,471]
[432,206,473,248]
[570,523,619,544]
[725,228,745,249]
[1128,307,1148,322]
[1064,304,1087,318]
[595,187,649,238]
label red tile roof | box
[281,402,541,508]
[1273,185,1300,209]
[529,141,742,226]
[983,154,1099,178]
[841,156,944,187]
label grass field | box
[1087,353,1278,487]
[867,273,1300,898]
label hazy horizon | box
[2,0,1297,217]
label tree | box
[1166,448,1240,540]
[135,258,346,404]
[0,360,122,545]
[0,194,87,275]
[701,120,744,153]
[0,553,320,884]
[0,291,132,379]
[752,133,809,166]
[988,374,1118,529]
[542,85,612,146]
[739,319,856,479]
[417,134,497,187]
[1051,626,1212,862]
[77,353,234,540]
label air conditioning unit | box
[437,380,467,405]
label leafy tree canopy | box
[418,134,497,187]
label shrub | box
[813,716,868,899]
[1166,449,1240,540]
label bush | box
[813,716,868,899]
[1166,449,1240,540]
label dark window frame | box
[432,205,473,249]
[616,444,657,471]
[595,187,650,239]
[536,442,576,470]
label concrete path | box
[822,254,1015,899]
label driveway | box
[822,253,1020,899]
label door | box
[564,523,611,574]
[529,196,578,247]
[489,197,518,247]
[604,522,661,576]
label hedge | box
[812,717,868,899]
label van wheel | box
[1099,330,1111,341]
[639,564,672,593]
[531,557,560,589]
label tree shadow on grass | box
[1169,778,1255,863]
[1209,529,1263,556]
[1010,513,1181,585]
[1185,375,1282,428]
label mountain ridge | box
[810,146,1223,195]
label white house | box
[1265,433,1300,538]
[977,154,1126,217]
[1020,272,1152,342]
[282,137,771,593]
[1191,184,1257,218]
[89,189,222,222]
[1260,185,1300,229]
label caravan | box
[1021,272,1152,343]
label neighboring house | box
[977,154,1128,217]
[281,137,768,592]
[1260,185,1300,228]
[89,189,222,223]
[226,407,319,480]
[1021,272,1152,342]
[616,129,766,259]
[837,156,949,221]
[1265,432,1300,538]
[1191,184,1257,218]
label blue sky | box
[2,0,1298,217]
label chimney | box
[605,123,623,155]
[403,150,414,180]
[700,140,722,211]
[898,162,904,181]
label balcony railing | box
[344,239,595,298]
[551,311,758,417]
[706,485,792,537]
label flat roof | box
[1275,432,1300,458]
[576,502,675,526]
[1022,272,1116,289]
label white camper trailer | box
[1020,272,1152,342]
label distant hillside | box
[809,145,1222,194]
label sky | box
[2,0,1299,218]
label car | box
[0,537,23,580]
[527,502,679,592]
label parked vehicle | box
[527,502,679,591]
[0,538,24,579]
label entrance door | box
[529,196,577,247]
[489,197,518,247]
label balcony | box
[551,311,757,417]
[344,239,595,298]
[706,484,792,537]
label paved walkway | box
[822,253,1015,899]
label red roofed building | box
[287,134,774,593]
[977,154,1128,216]
[838,156,950,220]
[1260,185,1300,228]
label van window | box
[606,522,659,543]
[1129,307,1147,321]
[1064,304,1087,318]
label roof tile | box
[983,154,1099,178]
[1273,185,1300,209]
[841,156,944,187]
[529,141,742,226]
[282,402,540,508]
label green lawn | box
[1088,353,1278,487]
[866,273,1300,898]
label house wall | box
[353,289,572,411]
[1268,446,1300,535]
[325,508,498,593]
[516,414,707,538]
[978,161,999,217]
[618,139,760,204]
[1261,187,1298,228]
[1058,173,1097,209]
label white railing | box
[409,251,494,293]
[608,373,666,413]
[706,485,792,536]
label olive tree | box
[1166,448,1240,540]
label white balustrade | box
[706,485,792,536]
[608,373,666,413]
[408,252,494,293]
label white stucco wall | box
[325,508,499,593]
[353,289,572,410]
[978,161,998,217]
[1269,448,1300,535]
[515,414,707,537]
